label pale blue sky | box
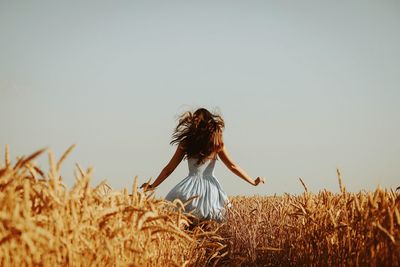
[1,1,399,196]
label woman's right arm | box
[140,144,185,191]
[218,146,264,186]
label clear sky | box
[1,1,399,196]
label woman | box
[141,108,264,221]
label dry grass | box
[217,180,400,266]
[1,146,399,266]
[0,146,225,266]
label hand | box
[253,177,265,186]
[140,182,153,192]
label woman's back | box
[187,157,216,178]
[166,156,228,221]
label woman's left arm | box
[141,144,185,190]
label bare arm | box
[218,146,264,186]
[141,144,185,190]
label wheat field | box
[0,146,399,266]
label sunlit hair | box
[171,108,225,164]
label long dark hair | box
[171,108,225,164]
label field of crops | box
[0,146,399,266]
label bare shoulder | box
[217,146,231,162]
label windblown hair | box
[171,108,225,164]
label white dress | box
[165,157,230,221]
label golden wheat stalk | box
[56,144,76,172]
